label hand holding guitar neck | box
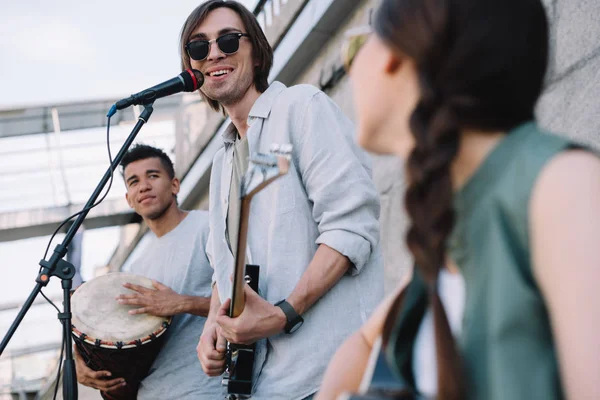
[216,285,286,345]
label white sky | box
[0,0,257,108]
[0,0,257,360]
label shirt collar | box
[221,81,287,144]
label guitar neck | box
[229,197,252,318]
[226,148,291,319]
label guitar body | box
[343,354,418,399]
[223,264,260,399]
[341,340,424,400]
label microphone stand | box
[0,102,155,400]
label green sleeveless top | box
[387,121,580,399]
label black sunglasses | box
[186,32,250,61]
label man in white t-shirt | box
[74,144,223,399]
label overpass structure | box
[0,96,180,242]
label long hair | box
[375,0,549,397]
[179,0,273,112]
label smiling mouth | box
[208,68,233,77]
[139,197,155,204]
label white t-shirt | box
[412,268,465,398]
[129,210,223,399]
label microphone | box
[107,69,204,117]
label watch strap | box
[275,299,303,334]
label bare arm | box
[530,150,600,400]
[117,280,210,317]
[317,274,411,400]
[287,244,351,315]
[177,294,211,317]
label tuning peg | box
[279,144,293,154]
[269,143,293,156]
[269,143,281,152]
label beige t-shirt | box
[226,134,249,258]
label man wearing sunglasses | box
[180,1,383,399]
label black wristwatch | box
[274,299,304,334]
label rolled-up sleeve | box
[293,91,381,274]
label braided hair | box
[374,0,549,397]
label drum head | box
[71,272,170,347]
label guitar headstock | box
[240,143,292,200]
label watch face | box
[288,319,303,334]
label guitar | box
[221,144,292,400]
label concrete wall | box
[537,0,600,149]
[295,0,600,294]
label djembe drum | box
[71,272,171,400]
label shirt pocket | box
[257,171,297,216]
[272,173,297,215]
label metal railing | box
[254,0,289,31]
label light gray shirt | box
[206,82,384,399]
[130,210,223,399]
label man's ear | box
[125,192,133,208]
[171,177,181,196]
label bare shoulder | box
[529,148,600,399]
[530,148,600,276]
[532,149,600,208]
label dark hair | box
[375,0,549,397]
[120,144,175,180]
[179,0,273,112]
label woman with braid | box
[317,0,600,399]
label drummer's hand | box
[197,319,227,376]
[74,346,126,392]
[216,285,287,345]
[117,280,181,317]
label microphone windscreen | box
[181,69,204,91]
[191,69,204,89]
